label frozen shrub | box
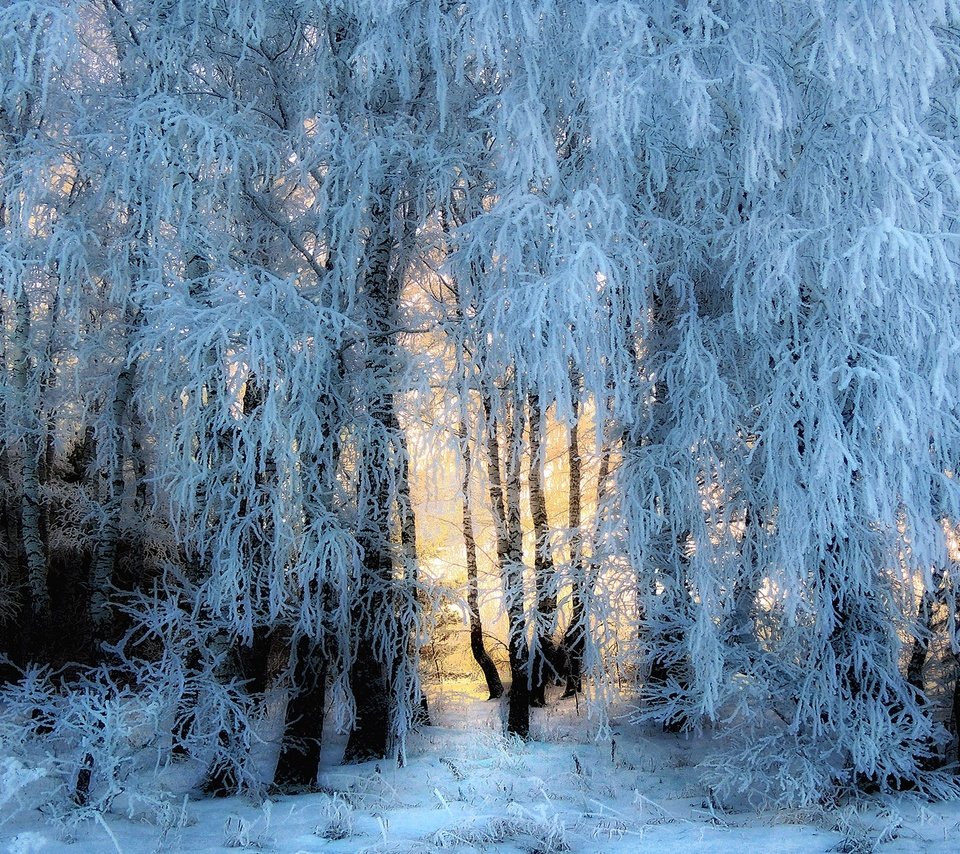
[0,664,172,827]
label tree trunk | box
[130,411,149,511]
[484,388,529,738]
[639,290,690,732]
[952,653,960,764]
[274,635,327,789]
[643,532,691,733]
[37,284,61,555]
[527,391,558,707]
[730,505,762,656]
[344,196,409,763]
[394,408,430,734]
[563,378,584,697]
[459,410,503,699]
[906,580,936,696]
[342,618,391,763]
[0,444,24,672]
[200,629,245,797]
[345,401,424,761]
[198,627,288,796]
[12,288,50,639]
[89,363,134,637]
[342,487,394,762]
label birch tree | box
[4,0,960,813]
[447,0,960,800]
[0,1,95,653]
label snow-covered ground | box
[3,680,960,853]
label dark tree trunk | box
[343,442,393,765]
[14,288,51,646]
[907,586,935,695]
[344,196,410,762]
[730,504,763,659]
[200,630,246,797]
[903,580,946,770]
[823,542,861,702]
[638,289,690,733]
[484,388,529,738]
[506,635,531,738]
[563,377,584,698]
[952,654,960,764]
[459,411,503,699]
[90,363,134,642]
[73,753,94,806]
[527,391,558,707]
[199,737,237,798]
[641,499,692,732]
[130,412,149,510]
[0,445,25,673]
[445,258,503,703]
[274,636,327,789]
[343,640,391,763]
[197,627,285,797]
[644,549,691,734]
[573,412,620,698]
[394,410,429,732]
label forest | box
[2,1,960,850]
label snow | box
[3,680,959,853]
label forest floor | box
[2,677,960,853]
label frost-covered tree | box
[445,0,960,802]
[603,0,960,801]
[0,0,112,658]
[3,0,960,819]
[2,0,456,787]
[117,0,440,774]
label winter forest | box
[3,0,960,851]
